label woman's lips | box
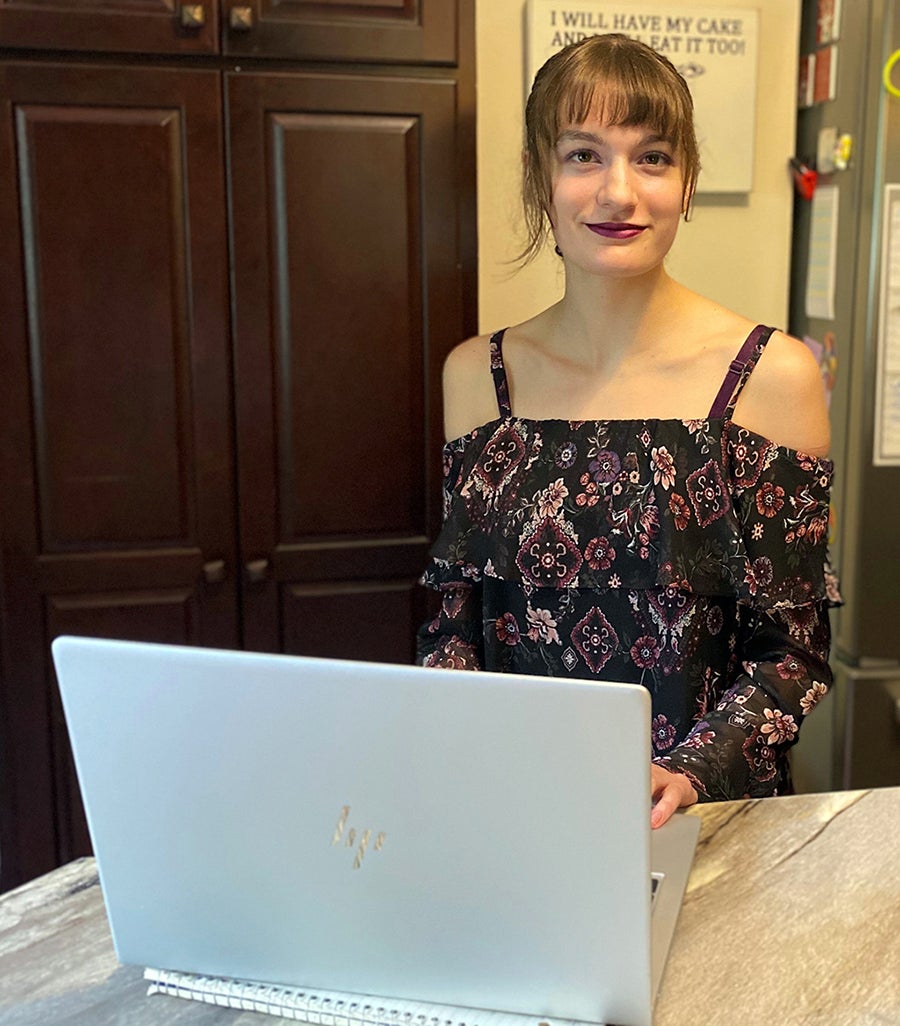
[586,222,646,239]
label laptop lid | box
[53,636,695,1026]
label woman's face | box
[548,116,685,280]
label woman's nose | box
[599,159,637,209]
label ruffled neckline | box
[443,415,834,474]
[428,414,840,610]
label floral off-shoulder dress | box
[416,325,842,801]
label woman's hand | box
[650,763,698,829]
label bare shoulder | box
[442,333,501,442]
[733,330,830,457]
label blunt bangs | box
[559,76,684,145]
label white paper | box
[804,184,839,320]
[816,125,837,174]
[874,184,900,465]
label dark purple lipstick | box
[586,222,646,239]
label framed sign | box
[526,0,759,193]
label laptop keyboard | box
[650,872,664,910]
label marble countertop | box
[657,788,899,1026]
[1,788,898,1026]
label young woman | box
[417,34,840,827]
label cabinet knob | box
[202,559,226,584]
[229,5,254,30]
[245,558,269,583]
[179,3,206,27]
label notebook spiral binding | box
[144,968,578,1026]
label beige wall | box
[475,0,801,334]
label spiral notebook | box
[53,637,700,1026]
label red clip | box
[790,158,818,200]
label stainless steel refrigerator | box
[790,0,900,790]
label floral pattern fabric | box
[416,328,841,801]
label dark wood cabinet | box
[0,0,475,891]
[0,0,453,63]
[228,70,456,658]
[0,0,220,55]
[0,62,238,881]
[223,1,458,63]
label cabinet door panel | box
[273,111,423,539]
[223,0,455,63]
[20,103,194,547]
[229,71,460,661]
[282,581,421,664]
[47,591,201,646]
[0,63,235,889]
[0,0,218,55]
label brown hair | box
[520,33,700,264]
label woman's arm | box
[652,326,837,801]
[415,577,485,670]
[442,335,499,442]
[655,599,833,800]
[732,330,831,458]
[416,340,494,670]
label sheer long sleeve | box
[654,598,833,799]
[415,574,485,670]
[416,436,486,671]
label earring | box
[554,244,563,257]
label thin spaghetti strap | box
[489,328,512,417]
[707,325,777,420]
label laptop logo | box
[332,805,386,870]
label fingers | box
[650,764,698,829]
[650,787,680,829]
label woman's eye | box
[568,149,596,164]
[642,151,672,166]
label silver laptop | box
[52,636,699,1026]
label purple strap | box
[707,325,776,420]
[489,328,512,417]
